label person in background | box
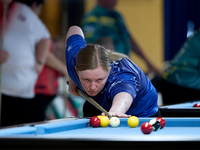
[65,26,161,118]
[29,37,68,123]
[0,0,50,127]
[81,0,159,74]
[159,28,200,105]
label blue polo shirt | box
[66,35,158,117]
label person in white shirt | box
[0,0,50,127]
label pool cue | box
[76,88,112,118]
[0,4,8,126]
[66,81,111,118]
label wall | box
[40,0,61,37]
[84,0,164,72]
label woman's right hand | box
[68,78,80,96]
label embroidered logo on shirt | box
[18,13,26,22]
[67,45,72,52]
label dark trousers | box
[28,94,55,123]
[1,94,32,127]
[1,94,55,127]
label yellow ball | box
[100,116,110,127]
[127,116,139,128]
[97,115,102,119]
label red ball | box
[156,117,166,129]
[193,103,200,107]
[90,116,100,127]
[141,122,153,134]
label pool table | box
[160,100,200,117]
[0,117,199,150]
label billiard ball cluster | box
[89,116,165,135]
[193,103,200,108]
[89,116,140,128]
[90,116,110,128]
[90,116,121,128]
[140,117,166,134]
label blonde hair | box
[76,44,129,72]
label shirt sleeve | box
[35,21,50,43]
[65,34,87,90]
[31,11,50,44]
[108,81,137,102]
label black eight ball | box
[149,119,161,131]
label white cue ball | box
[109,117,120,127]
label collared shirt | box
[66,35,158,117]
[0,2,50,98]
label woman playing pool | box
[65,26,161,118]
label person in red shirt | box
[29,37,68,123]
